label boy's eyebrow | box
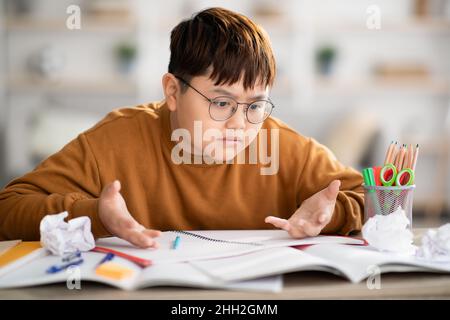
[211,88,268,100]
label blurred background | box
[0,0,449,227]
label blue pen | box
[172,236,181,249]
[97,252,115,266]
[62,250,81,262]
[46,259,84,274]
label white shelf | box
[246,16,450,34]
[313,76,450,96]
[7,76,138,95]
[312,17,450,33]
[6,16,137,33]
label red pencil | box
[92,246,152,268]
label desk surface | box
[1,229,450,299]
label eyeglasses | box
[175,76,275,124]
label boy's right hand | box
[98,180,161,249]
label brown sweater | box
[0,101,364,240]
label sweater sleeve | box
[296,138,365,235]
[0,133,110,240]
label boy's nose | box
[225,106,246,130]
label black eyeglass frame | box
[175,75,275,124]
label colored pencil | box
[384,141,394,165]
[92,246,152,268]
[412,144,420,171]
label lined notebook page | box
[96,230,365,264]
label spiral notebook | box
[0,230,366,291]
[95,230,366,264]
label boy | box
[0,8,364,248]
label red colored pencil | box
[92,246,152,268]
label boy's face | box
[164,72,270,162]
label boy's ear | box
[162,73,180,112]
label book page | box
[136,261,283,292]
[188,246,340,282]
[95,230,365,264]
[304,244,450,283]
[0,249,283,292]
[0,251,141,290]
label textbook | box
[7,230,450,290]
[190,243,450,284]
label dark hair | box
[168,7,276,90]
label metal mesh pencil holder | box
[363,184,415,229]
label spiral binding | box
[168,230,264,247]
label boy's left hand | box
[265,180,341,238]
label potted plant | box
[115,42,137,74]
[316,46,337,76]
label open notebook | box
[0,230,364,291]
[190,243,450,284]
[95,230,366,264]
[2,231,450,290]
[0,249,283,292]
[1,230,450,289]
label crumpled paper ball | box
[362,206,416,254]
[40,211,95,256]
[416,223,450,263]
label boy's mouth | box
[219,137,243,145]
